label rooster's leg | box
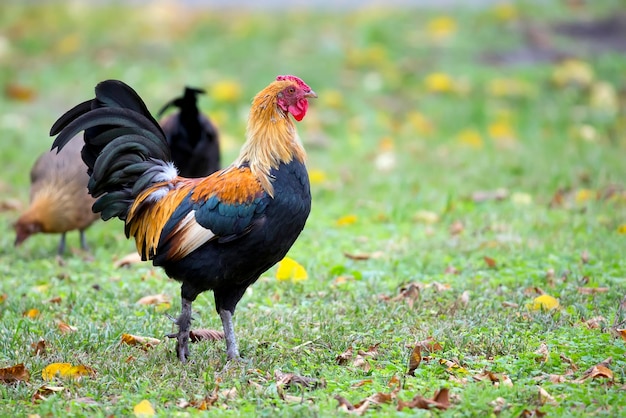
[79,230,89,251]
[219,308,240,360]
[174,297,193,362]
[57,233,67,255]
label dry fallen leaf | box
[275,370,324,389]
[559,354,578,371]
[189,329,225,342]
[527,294,559,311]
[343,251,383,261]
[136,293,171,305]
[397,387,450,411]
[31,385,64,403]
[537,386,557,405]
[391,283,421,308]
[459,290,470,306]
[407,345,421,376]
[584,316,606,329]
[335,395,371,415]
[474,370,513,387]
[534,342,549,363]
[575,358,614,383]
[0,363,30,383]
[121,333,161,349]
[23,308,40,319]
[57,321,78,334]
[578,287,609,295]
[31,339,47,356]
[336,346,354,365]
[114,251,143,268]
[483,256,497,268]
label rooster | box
[158,87,220,178]
[50,75,316,362]
[14,134,99,255]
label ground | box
[0,1,625,416]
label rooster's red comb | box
[276,75,311,91]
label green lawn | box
[1,1,625,416]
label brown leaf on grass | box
[57,321,77,334]
[578,287,609,295]
[519,408,547,417]
[0,198,22,212]
[5,83,37,101]
[584,316,607,329]
[336,346,353,365]
[275,370,325,389]
[353,344,379,371]
[483,256,497,268]
[113,251,143,268]
[615,329,626,342]
[472,188,509,203]
[416,337,443,353]
[407,345,421,376]
[48,296,62,304]
[559,354,578,371]
[120,333,161,350]
[397,387,450,411]
[0,293,6,304]
[335,395,371,415]
[31,384,64,403]
[351,379,373,388]
[136,293,171,305]
[444,265,459,275]
[523,287,546,296]
[449,220,464,235]
[432,282,451,292]
[459,290,470,306]
[0,363,30,383]
[31,339,47,356]
[23,308,40,319]
[574,358,614,383]
[502,301,519,308]
[391,283,421,308]
[537,386,557,405]
[580,250,590,264]
[343,251,383,261]
[473,370,513,387]
[189,329,224,342]
[489,397,508,414]
[534,342,549,363]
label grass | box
[1,0,626,416]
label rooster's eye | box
[288,88,295,94]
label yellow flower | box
[575,189,594,203]
[276,257,308,283]
[456,128,483,149]
[492,3,518,21]
[133,400,156,417]
[336,214,358,226]
[320,89,344,109]
[617,225,626,234]
[424,72,454,93]
[427,16,457,41]
[210,80,242,103]
[488,120,515,140]
[308,169,327,185]
[406,111,434,136]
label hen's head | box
[273,75,317,121]
[13,218,42,247]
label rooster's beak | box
[305,90,318,99]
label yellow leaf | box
[276,257,308,283]
[121,334,161,348]
[134,399,155,417]
[575,189,594,203]
[210,80,242,103]
[308,169,327,185]
[528,295,560,311]
[336,214,358,226]
[42,363,94,380]
[23,308,40,319]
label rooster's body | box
[50,75,315,361]
[14,134,98,255]
[158,87,220,178]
